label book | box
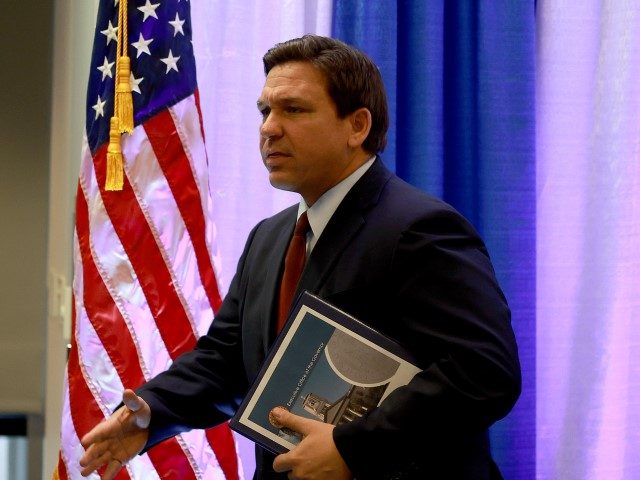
[229,291,422,454]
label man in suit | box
[79,34,521,480]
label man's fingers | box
[80,417,114,449]
[101,458,125,480]
[79,441,107,466]
[79,447,98,472]
[79,443,115,476]
[269,407,313,436]
[78,391,150,477]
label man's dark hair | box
[263,34,389,154]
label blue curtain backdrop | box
[332,2,536,478]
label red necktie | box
[277,212,310,331]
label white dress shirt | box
[296,156,375,256]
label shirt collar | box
[297,156,375,251]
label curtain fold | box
[536,1,640,477]
[333,2,536,478]
[332,1,398,171]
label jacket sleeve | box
[332,206,521,478]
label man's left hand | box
[270,407,353,480]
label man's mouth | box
[264,151,290,159]
[263,151,291,171]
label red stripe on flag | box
[56,436,70,480]
[144,109,223,313]
[144,110,240,479]
[193,89,209,167]
[66,290,112,446]
[206,424,240,480]
[75,190,148,387]
[66,295,132,480]
[76,185,198,480]
[146,439,200,480]
[92,144,197,359]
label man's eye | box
[286,106,303,113]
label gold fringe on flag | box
[105,0,133,191]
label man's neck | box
[304,150,373,206]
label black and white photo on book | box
[229,291,422,454]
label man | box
[79,35,521,480]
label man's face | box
[258,61,358,205]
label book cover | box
[229,291,421,454]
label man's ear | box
[347,108,372,148]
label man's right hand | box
[79,389,151,479]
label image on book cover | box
[231,292,421,453]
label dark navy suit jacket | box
[137,158,521,479]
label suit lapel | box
[299,206,364,296]
[297,158,392,298]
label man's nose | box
[260,112,282,139]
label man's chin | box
[268,175,296,193]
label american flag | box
[55,0,240,478]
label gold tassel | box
[115,56,134,133]
[104,0,131,190]
[106,117,124,191]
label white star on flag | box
[138,0,160,22]
[169,12,185,37]
[100,20,118,45]
[97,56,115,80]
[131,32,154,58]
[160,49,180,73]
[130,72,144,94]
[92,95,106,119]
